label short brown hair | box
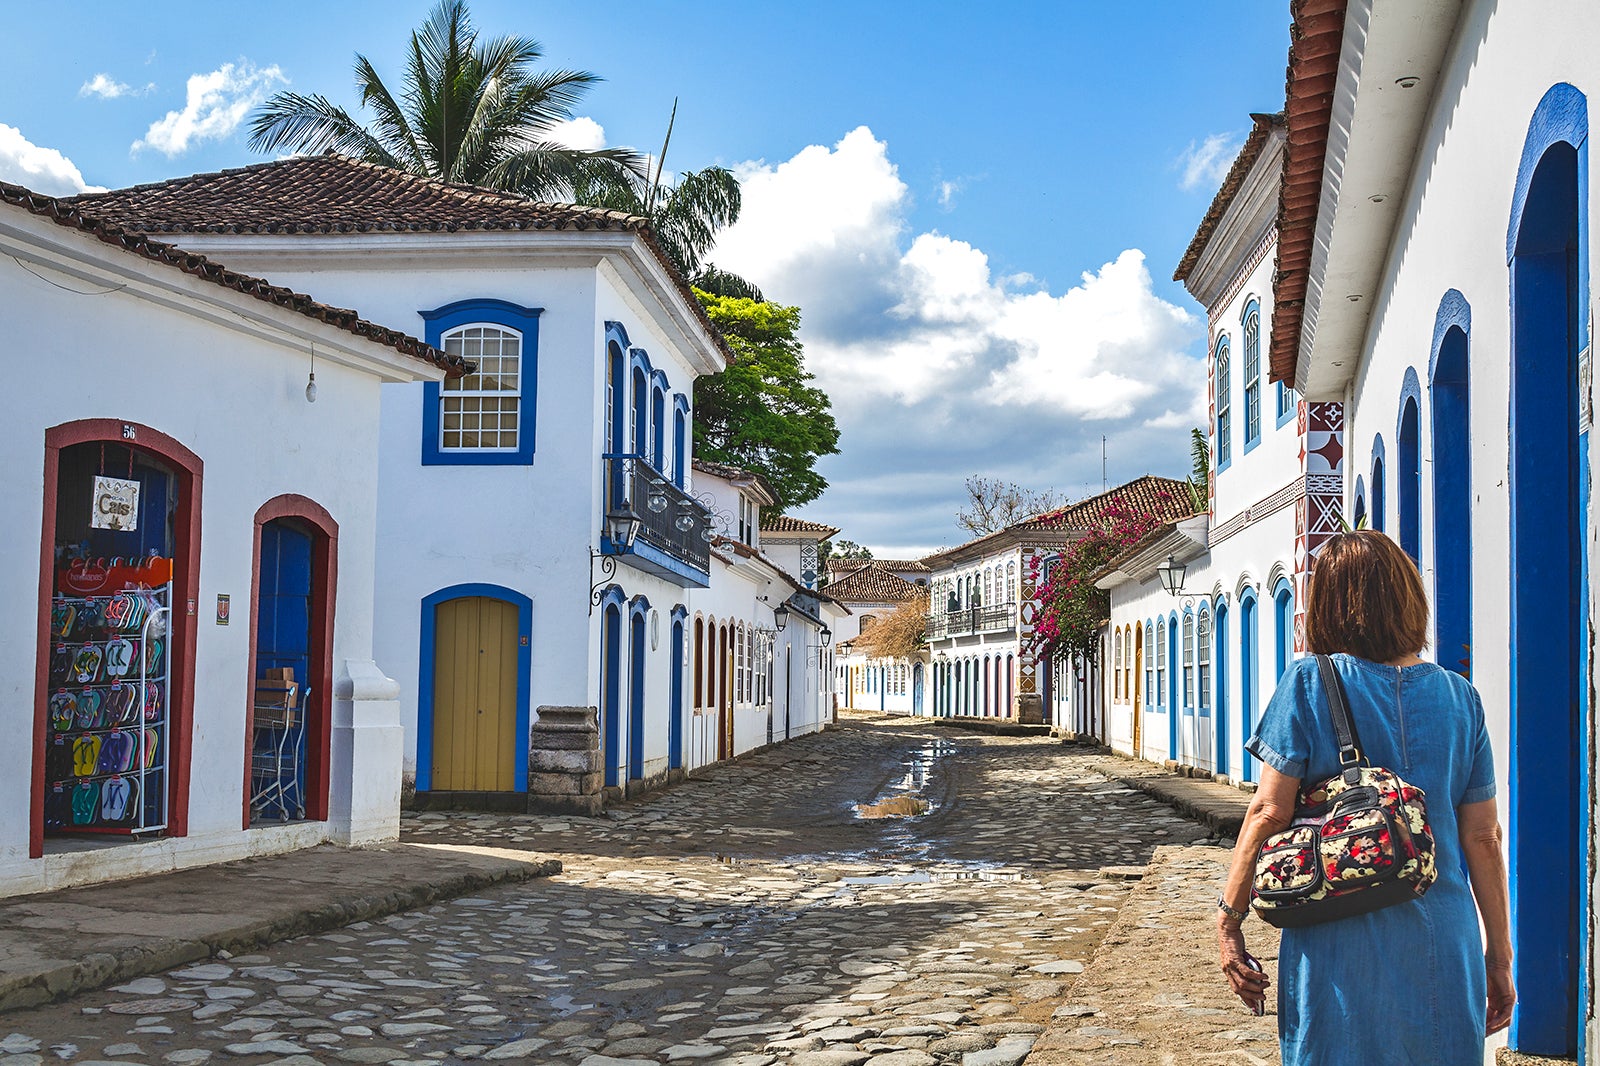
[1304,531,1430,662]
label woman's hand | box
[1217,917,1269,1014]
[1485,956,1514,1035]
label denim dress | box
[1245,654,1497,1066]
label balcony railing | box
[606,454,711,575]
[926,602,1017,640]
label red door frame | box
[242,495,338,829]
[32,419,202,858]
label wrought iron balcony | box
[604,454,711,584]
[925,602,1017,640]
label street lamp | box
[1157,554,1188,597]
[773,603,789,631]
[821,626,832,647]
[605,506,643,550]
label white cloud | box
[0,124,104,195]
[547,116,606,151]
[132,60,286,157]
[935,178,962,210]
[709,127,1205,553]
[80,74,154,99]
[1175,132,1242,192]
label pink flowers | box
[1027,502,1168,663]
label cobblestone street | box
[1,717,1222,1066]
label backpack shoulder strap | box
[1314,654,1366,767]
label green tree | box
[247,0,641,199]
[694,292,840,509]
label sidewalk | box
[0,840,559,1013]
[1026,843,1282,1064]
[1075,745,1254,838]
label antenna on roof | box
[1102,436,1108,491]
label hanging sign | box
[91,476,140,531]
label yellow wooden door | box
[431,596,518,791]
[1132,625,1144,758]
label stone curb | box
[0,849,560,1014]
[1108,773,1249,838]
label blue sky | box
[0,1,1290,555]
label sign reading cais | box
[91,476,140,532]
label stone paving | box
[0,715,1225,1066]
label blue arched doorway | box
[1167,613,1179,760]
[1239,588,1258,783]
[627,599,649,784]
[1397,374,1422,562]
[1506,83,1588,1057]
[669,608,686,770]
[599,589,624,789]
[1214,600,1229,778]
[1430,292,1472,677]
[1272,579,1294,685]
[913,663,925,715]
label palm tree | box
[573,99,763,299]
[248,0,642,200]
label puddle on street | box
[854,796,931,819]
[840,866,1028,886]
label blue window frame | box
[1243,302,1262,450]
[1196,605,1212,717]
[1370,434,1388,533]
[420,299,541,466]
[1215,336,1233,469]
[672,395,690,488]
[1276,379,1296,428]
[1397,367,1423,562]
[1273,578,1295,683]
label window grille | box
[441,326,521,450]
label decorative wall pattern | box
[1018,545,1045,694]
[1294,400,1345,651]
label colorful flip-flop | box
[103,638,136,679]
[143,727,160,769]
[143,637,165,676]
[76,689,105,729]
[49,691,78,732]
[70,644,103,685]
[70,781,101,825]
[108,684,139,725]
[99,776,134,822]
[72,734,103,777]
[143,682,163,722]
[50,645,73,685]
[45,784,71,830]
[52,602,77,639]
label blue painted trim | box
[626,604,648,782]
[1239,588,1259,783]
[1214,336,1233,468]
[420,299,542,466]
[595,584,627,613]
[1370,434,1388,533]
[1272,577,1294,685]
[1397,368,1423,561]
[602,535,711,588]
[1243,427,1262,455]
[1352,473,1368,528]
[1181,605,1197,717]
[1507,83,1589,264]
[1167,611,1180,757]
[1429,290,1473,380]
[1213,600,1229,776]
[628,594,653,617]
[1196,603,1212,718]
[668,607,686,770]
[672,394,691,489]
[1275,384,1297,429]
[415,582,533,793]
[1242,303,1263,450]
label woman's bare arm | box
[1217,763,1300,1010]
[1459,797,1514,1034]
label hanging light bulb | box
[305,342,318,403]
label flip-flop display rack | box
[45,576,171,835]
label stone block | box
[530,749,601,774]
[527,792,604,817]
[1015,694,1044,725]
[526,770,603,796]
[531,705,600,734]
[536,730,599,751]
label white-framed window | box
[1144,625,1154,705]
[1007,561,1017,603]
[1197,609,1212,711]
[1155,619,1167,707]
[1182,613,1195,708]
[440,325,522,451]
[1114,630,1124,701]
[1215,335,1232,465]
[1243,305,1262,445]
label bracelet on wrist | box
[1217,896,1249,923]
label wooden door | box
[431,596,518,791]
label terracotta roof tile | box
[830,558,931,576]
[922,475,1197,566]
[1271,0,1349,386]
[691,459,778,503]
[760,514,841,538]
[70,153,733,364]
[1174,113,1285,283]
[824,563,923,604]
[1,179,461,375]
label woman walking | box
[1216,531,1514,1064]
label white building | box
[1097,114,1319,780]
[829,562,928,715]
[1264,0,1597,1054]
[0,180,458,895]
[926,478,1193,724]
[77,155,737,809]
[689,462,845,761]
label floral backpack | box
[1251,655,1438,928]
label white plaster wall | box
[1212,243,1303,525]
[1105,509,1295,776]
[0,248,397,896]
[1337,0,1598,853]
